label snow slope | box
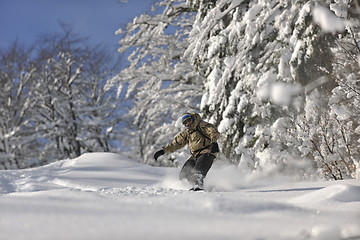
[0,153,359,240]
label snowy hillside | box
[0,153,359,240]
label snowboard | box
[189,186,205,192]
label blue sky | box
[0,0,155,52]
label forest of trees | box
[1,0,359,180]
[0,25,123,169]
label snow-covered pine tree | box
[183,0,339,177]
[328,25,360,178]
[292,0,360,179]
[253,0,359,179]
[113,0,359,178]
[109,0,203,165]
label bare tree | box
[0,41,38,169]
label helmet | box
[181,113,192,124]
[181,113,192,123]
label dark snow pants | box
[179,153,215,187]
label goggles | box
[182,117,192,126]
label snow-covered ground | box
[0,153,359,240]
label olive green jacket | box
[163,113,220,157]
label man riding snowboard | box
[154,112,220,191]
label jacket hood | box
[188,113,202,129]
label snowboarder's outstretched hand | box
[154,150,165,161]
[210,142,219,153]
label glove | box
[154,149,165,161]
[210,142,219,153]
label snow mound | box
[290,184,360,203]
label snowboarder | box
[154,112,220,191]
